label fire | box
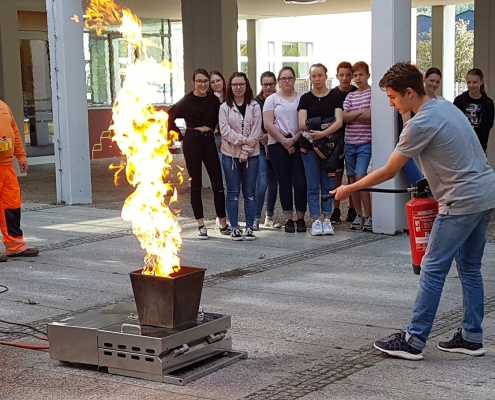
[85,0,182,277]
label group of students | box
[167,62,494,241]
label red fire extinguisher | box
[405,179,438,275]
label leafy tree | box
[415,20,473,82]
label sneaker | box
[350,215,364,230]
[253,218,260,231]
[197,226,208,240]
[296,218,307,233]
[230,227,244,241]
[330,208,341,224]
[346,207,357,222]
[7,248,40,257]
[437,328,485,356]
[219,225,232,235]
[374,332,423,361]
[265,216,282,229]
[244,227,256,241]
[363,217,372,232]
[285,219,295,233]
[322,218,335,235]
[310,220,323,236]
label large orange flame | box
[85,0,182,277]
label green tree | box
[415,20,473,82]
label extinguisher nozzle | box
[413,264,421,275]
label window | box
[281,41,312,78]
[239,40,248,74]
[85,18,173,106]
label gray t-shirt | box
[396,99,495,215]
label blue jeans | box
[403,158,424,187]
[222,155,260,229]
[301,149,334,218]
[406,208,493,350]
[255,146,278,219]
[345,143,371,176]
[268,142,307,214]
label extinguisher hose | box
[322,187,415,202]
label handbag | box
[305,116,345,175]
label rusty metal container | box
[129,266,206,328]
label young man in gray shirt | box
[333,62,495,360]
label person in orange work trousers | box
[0,100,39,262]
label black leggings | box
[182,131,226,220]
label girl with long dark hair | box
[167,68,230,239]
[219,72,262,240]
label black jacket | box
[453,91,495,152]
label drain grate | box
[204,235,388,287]
[35,230,134,252]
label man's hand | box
[18,161,28,173]
[331,185,354,201]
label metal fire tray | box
[48,302,247,385]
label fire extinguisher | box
[405,179,438,275]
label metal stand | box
[48,302,247,385]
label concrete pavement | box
[1,203,495,399]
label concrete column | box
[431,5,455,100]
[0,3,25,147]
[474,0,495,165]
[46,0,92,204]
[181,0,238,84]
[371,0,411,234]
[246,19,258,90]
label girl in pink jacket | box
[219,72,262,241]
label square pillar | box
[46,0,92,204]
[371,0,411,234]
[247,19,258,90]
[181,0,238,86]
[474,0,495,164]
[0,3,24,147]
[431,5,455,100]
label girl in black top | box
[168,68,230,239]
[297,63,343,237]
[454,68,495,153]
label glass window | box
[282,42,310,57]
[84,18,173,106]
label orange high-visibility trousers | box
[0,165,27,254]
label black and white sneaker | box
[219,225,232,235]
[374,331,423,361]
[437,328,485,356]
[244,227,256,241]
[230,227,244,241]
[197,225,208,240]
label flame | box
[71,15,80,23]
[86,0,182,277]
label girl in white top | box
[263,66,307,234]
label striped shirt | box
[343,87,372,145]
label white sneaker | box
[350,216,364,230]
[322,218,334,235]
[363,217,373,232]
[253,218,260,231]
[310,220,323,236]
[265,216,282,228]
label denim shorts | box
[345,143,371,176]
